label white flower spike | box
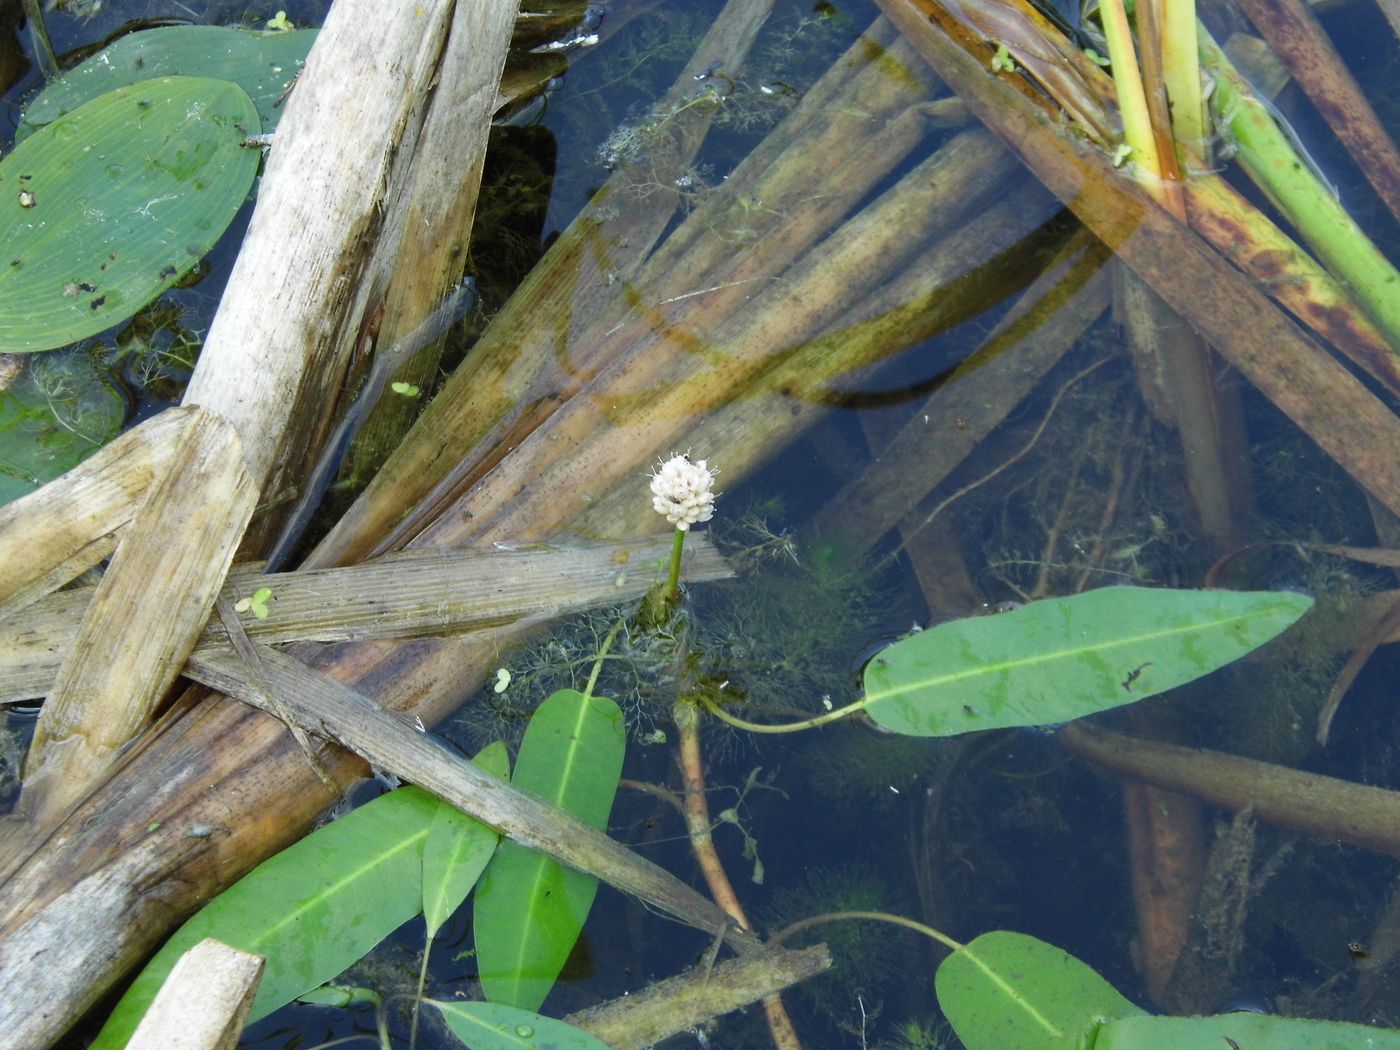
[649,453,718,531]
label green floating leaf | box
[433,999,612,1050]
[423,740,510,938]
[91,786,441,1050]
[0,350,124,505]
[474,689,626,1012]
[0,76,260,354]
[936,931,1145,1050]
[863,587,1312,736]
[1096,1012,1400,1050]
[18,26,316,141]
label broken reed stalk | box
[810,226,1113,559]
[878,0,1400,519]
[181,0,476,495]
[331,0,515,505]
[186,644,759,955]
[1200,27,1400,357]
[581,184,1070,541]
[1058,722,1400,859]
[124,940,264,1050]
[1231,0,1400,226]
[312,0,786,567]
[565,945,831,1050]
[1099,0,1246,543]
[0,537,732,704]
[408,126,1029,552]
[20,408,256,826]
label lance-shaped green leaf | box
[91,786,441,1050]
[433,999,613,1050]
[18,26,316,141]
[0,76,260,353]
[423,740,510,937]
[474,689,626,1012]
[936,931,1145,1050]
[1096,1012,1400,1050]
[862,587,1312,736]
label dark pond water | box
[5,1,1400,1048]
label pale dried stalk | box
[21,408,256,825]
[181,0,464,491]
[126,940,263,1050]
[314,0,782,566]
[331,0,516,499]
[565,945,831,1050]
[0,537,732,704]
[187,643,760,954]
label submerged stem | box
[583,617,627,701]
[698,693,863,734]
[770,909,964,955]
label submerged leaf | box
[0,350,124,505]
[474,689,626,1012]
[862,587,1312,736]
[91,786,441,1049]
[433,999,612,1049]
[936,931,1145,1050]
[0,76,260,353]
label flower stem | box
[665,526,686,603]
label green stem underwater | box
[666,526,686,604]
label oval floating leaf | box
[935,931,1145,1050]
[1096,1012,1400,1050]
[474,689,626,1012]
[91,786,441,1050]
[18,26,316,141]
[433,999,612,1050]
[862,587,1313,736]
[423,740,510,937]
[0,76,260,353]
[0,350,124,505]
